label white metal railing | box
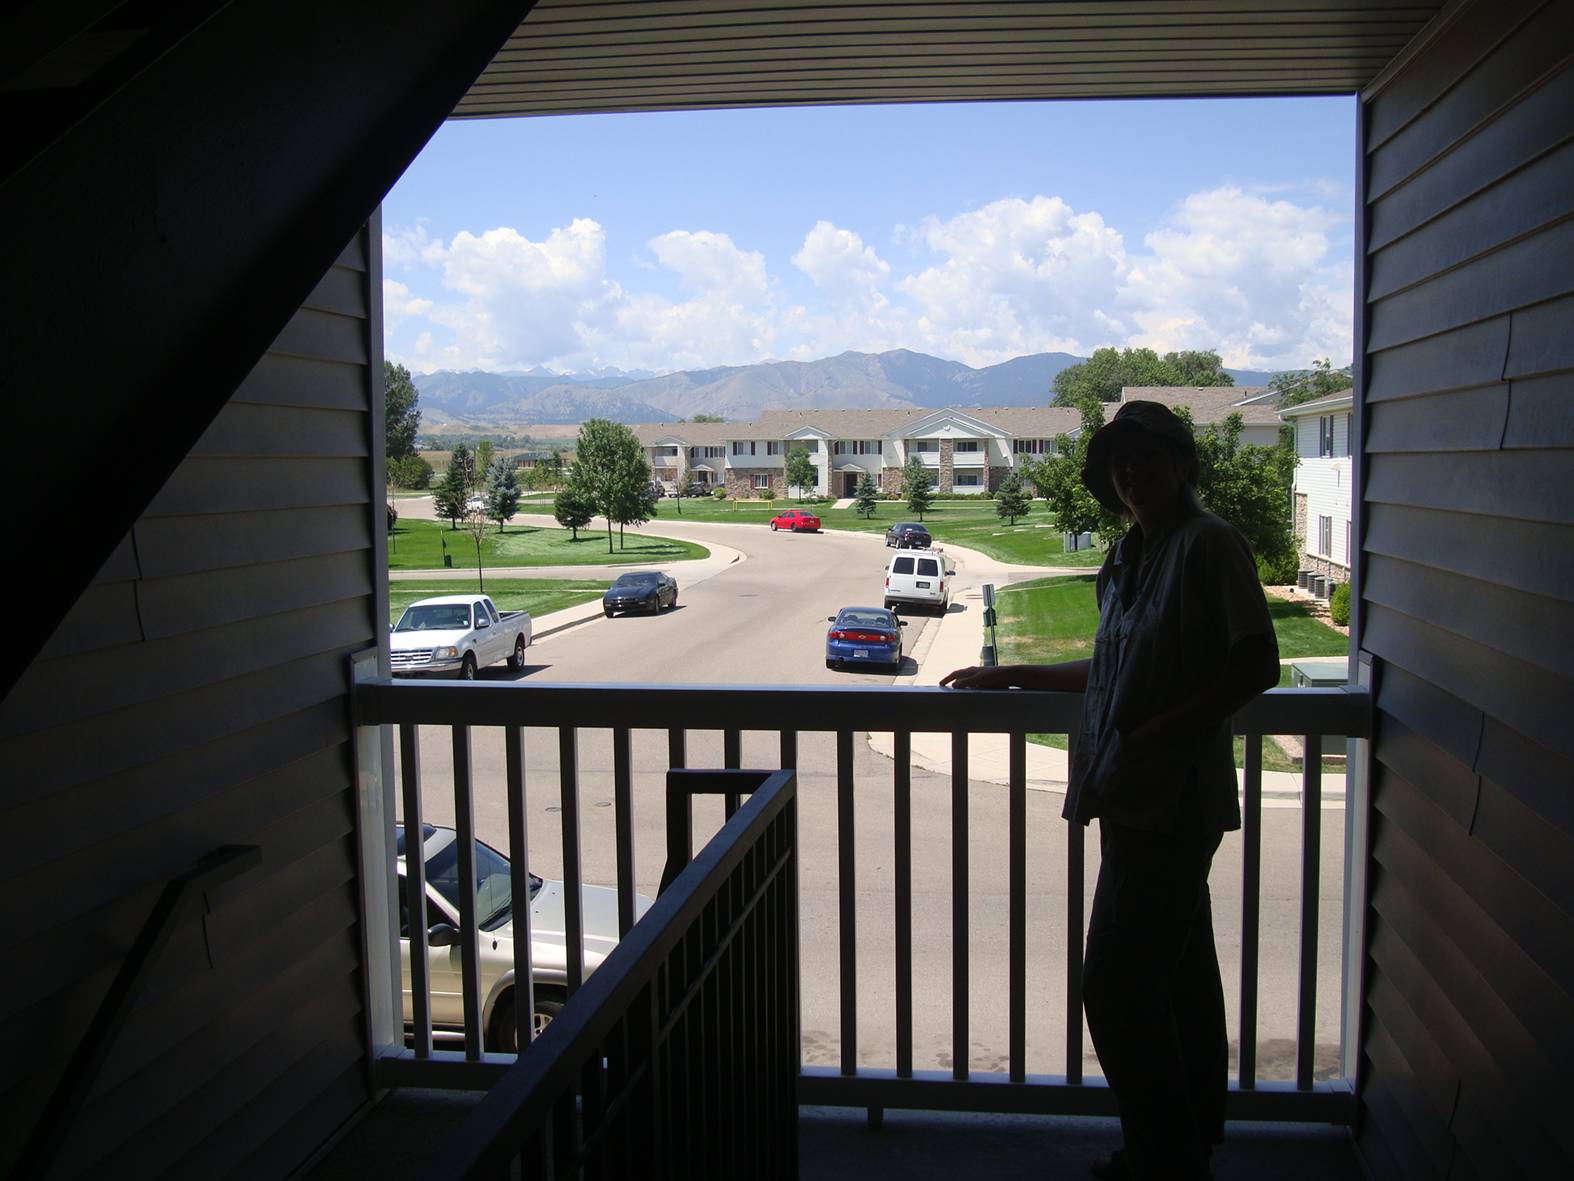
[352,680,1369,1121]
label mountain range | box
[412,350,1275,427]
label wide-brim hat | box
[1081,400,1199,513]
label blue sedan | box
[825,606,907,672]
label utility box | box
[1290,659,1348,688]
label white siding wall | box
[1294,413,1354,566]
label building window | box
[954,440,980,452]
[1318,515,1333,556]
[767,441,782,455]
[1012,438,1049,455]
[1318,416,1335,458]
[911,439,938,453]
[705,446,724,458]
[752,474,771,489]
[955,471,981,486]
[835,440,879,455]
[732,440,756,456]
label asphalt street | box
[394,508,1350,1082]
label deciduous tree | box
[785,446,816,500]
[383,360,421,461]
[572,419,651,553]
[1051,346,1234,407]
[1270,358,1352,408]
[1035,399,1122,545]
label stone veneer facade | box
[725,468,784,498]
[937,439,954,491]
[1295,494,1349,584]
[988,465,1008,492]
[879,468,903,493]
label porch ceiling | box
[454,0,1445,118]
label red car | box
[769,509,821,532]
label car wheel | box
[670,595,678,609]
[532,992,565,1038]
[458,654,477,681]
[508,635,527,671]
[604,607,614,618]
[770,522,778,531]
[826,658,837,670]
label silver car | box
[397,823,653,1051]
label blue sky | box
[382,97,1356,376]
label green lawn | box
[649,496,1103,566]
[993,576,1348,772]
[387,518,708,570]
[388,578,609,625]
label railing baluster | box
[1066,730,1084,1084]
[779,728,797,770]
[561,727,585,994]
[399,723,431,1058]
[505,726,535,1050]
[723,727,742,817]
[1239,732,1263,1089]
[951,730,968,1081]
[1009,730,1026,1082]
[1298,732,1322,1091]
[894,730,913,1079]
[452,724,483,1060]
[613,727,635,937]
[837,728,857,1076]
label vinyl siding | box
[1355,2,1574,1176]
[0,228,381,1179]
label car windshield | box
[612,573,661,588]
[394,604,471,631]
[838,610,893,628]
[423,836,542,931]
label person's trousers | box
[1083,813,1227,1180]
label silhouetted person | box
[943,401,1280,1180]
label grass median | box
[995,574,1348,773]
[388,518,708,570]
[649,496,1104,566]
[388,578,610,625]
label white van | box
[884,548,953,614]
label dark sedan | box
[884,522,933,548]
[825,606,907,672]
[602,571,678,616]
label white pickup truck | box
[390,594,532,679]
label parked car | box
[396,823,654,1051]
[465,495,487,512]
[884,549,953,614]
[825,606,907,672]
[884,522,933,548]
[390,594,532,678]
[769,508,821,532]
[679,481,710,498]
[602,570,678,616]
[647,480,667,498]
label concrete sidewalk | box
[874,539,1347,809]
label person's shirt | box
[1062,509,1277,834]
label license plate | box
[916,580,930,588]
[854,649,869,658]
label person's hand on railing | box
[941,659,1091,692]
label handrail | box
[353,678,1370,738]
[15,845,260,1180]
[426,770,798,1180]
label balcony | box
[334,676,1370,1178]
